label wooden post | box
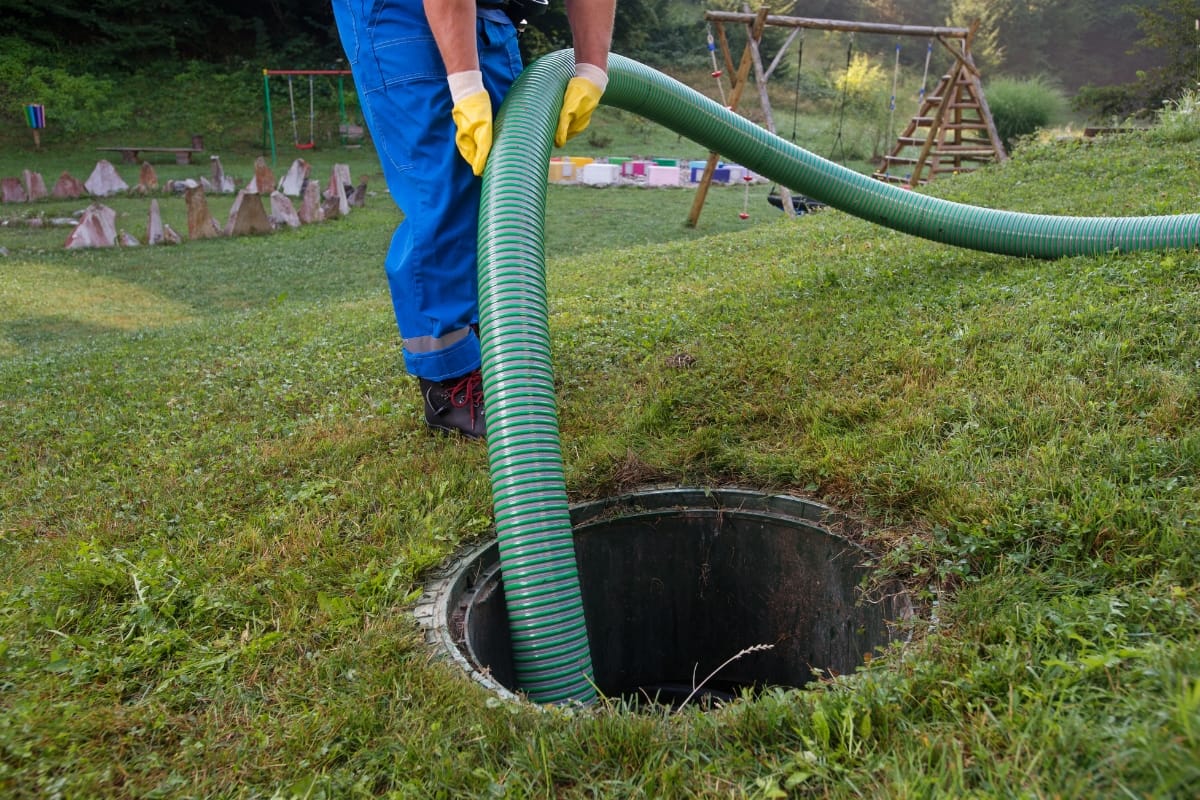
[909,59,960,185]
[748,34,796,217]
[962,21,1007,161]
[687,6,769,228]
[704,11,972,39]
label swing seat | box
[295,142,316,150]
[768,189,826,215]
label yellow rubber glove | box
[451,89,493,176]
[447,71,494,176]
[555,64,608,147]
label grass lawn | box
[1,125,1198,798]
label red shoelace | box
[448,370,484,427]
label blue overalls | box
[331,0,522,381]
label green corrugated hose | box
[477,51,1200,704]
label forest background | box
[0,0,1198,151]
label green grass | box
[2,129,1199,798]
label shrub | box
[836,52,887,108]
[985,75,1067,152]
[1072,82,1148,120]
[0,36,132,137]
[1149,85,1200,143]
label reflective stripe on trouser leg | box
[403,326,471,354]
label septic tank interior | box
[418,487,913,705]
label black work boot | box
[420,369,486,439]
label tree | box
[0,0,340,70]
[948,0,1163,91]
[861,0,952,26]
[1130,0,1200,104]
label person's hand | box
[448,71,492,176]
[555,63,608,147]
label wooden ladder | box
[874,50,1006,186]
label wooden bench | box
[1083,126,1136,138]
[97,136,205,165]
[339,123,365,146]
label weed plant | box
[1,122,1199,797]
[1150,85,1200,144]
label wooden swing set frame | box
[688,7,1006,227]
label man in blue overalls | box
[331,0,616,438]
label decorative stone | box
[327,163,352,194]
[251,156,274,194]
[23,170,47,201]
[1,177,27,203]
[208,156,235,193]
[325,164,352,216]
[137,162,159,192]
[185,186,221,239]
[224,190,272,236]
[320,193,343,221]
[298,180,324,224]
[269,191,301,228]
[161,223,182,245]
[64,203,119,249]
[51,172,85,199]
[119,230,141,246]
[84,160,129,197]
[210,156,225,189]
[278,158,311,196]
[147,199,165,244]
[348,176,368,208]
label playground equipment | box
[472,50,1200,705]
[288,74,316,151]
[261,69,360,167]
[874,23,1006,186]
[690,9,1007,224]
[24,104,45,150]
[704,22,727,105]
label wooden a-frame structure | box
[688,9,1006,226]
[873,20,1007,186]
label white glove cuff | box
[575,62,609,93]
[447,70,485,104]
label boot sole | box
[425,420,486,440]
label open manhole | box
[417,487,912,705]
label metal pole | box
[338,76,348,143]
[263,69,277,168]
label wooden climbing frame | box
[687,8,1006,225]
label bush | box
[0,36,132,137]
[1072,82,1149,121]
[985,75,1067,152]
[1148,85,1200,143]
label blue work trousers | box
[331,0,522,381]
